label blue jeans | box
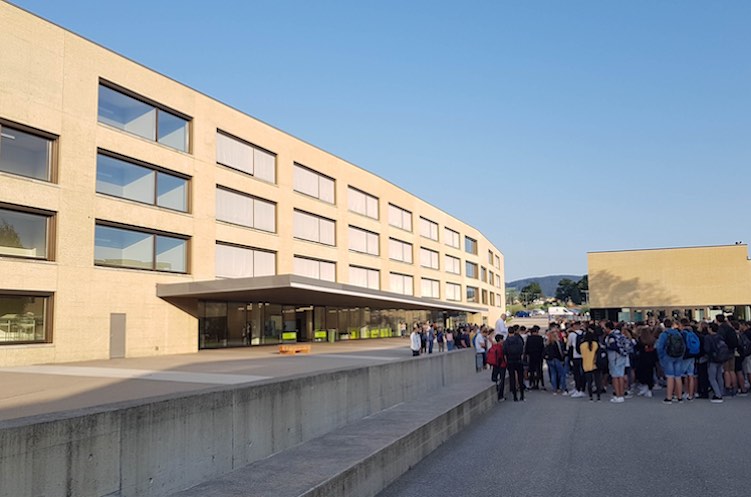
[547,359,565,391]
[708,362,724,398]
[447,341,454,351]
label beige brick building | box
[0,3,505,366]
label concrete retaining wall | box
[0,350,475,497]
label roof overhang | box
[157,274,487,314]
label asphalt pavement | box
[377,386,750,497]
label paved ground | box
[377,386,751,497]
[0,338,419,421]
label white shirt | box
[494,318,508,340]
[410,332,421,351]
[474,333,487,353]
[567,330,583,359]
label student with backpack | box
[740,322,751,394]
[634,326,658,397]
[487,335,507,401]
[680,319,701,401]
[656,318,686,404]
[604,321,631,403]
[566,322,585,398]
[580,328,604,402]
[716,315,739,396]
[704,322,731,403]
[504,326,526,402]
[544,329,566,395]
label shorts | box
[608,354,627,378]
[723,357,735,374]
[744,356,751,375]
[662,358,684,378]
[682,358,696,377]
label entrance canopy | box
[157,274,487,314]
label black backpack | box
[709,335,732,364]
[738,332,751,358]
[505,335,524,361]
[595,343,608,370]
[665,330,686,358]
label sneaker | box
[552,392,558,396]
[589,397,594,402]
[710,396,724,404]
[645,390,653,398]
[681,393,688,400]
[687,396,694,401]
[610,397,620,403]
[676,399,683,404]
[624,392,633,399]
[739,391,749,397]
[597,397,602,402]
[562,391,569,396]
[663,398,672,404]
[616,396,625,403]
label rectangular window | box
[481,266,487,283]
[489,270,494,286]
[0,206,51,260]
[348,187,378,219]
[466,261,478,279]
[498,293,503,307]
[293,163,335,204]
[0,293,51,344]
[94,223,188,273]
[421,278,440,298]
[388,238,413,264]
[96,152,188,212]
[419,247,439,269]
[446,282,461,302]
[216,187,276,232]
[388,204,412,231]
[98,84,189,152]
[490,292,495,306]
[495,254,501,269]
[348,226,379,255]
[482,289,488,305]
[293,210,335,246]
[0,122,53,181]
[465,236,478,255]
[349,265,379,290]
[496,274,502,287]
[294,255,335,282]
[215,131,276,183]
[445,227,460,248]
[419,217,439,241]
[467,286,479,303]
[488,250,494,264]
[215,243,275,278]
[445,255,460,274]
[389,272,413,295]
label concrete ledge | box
[168,376,496,497]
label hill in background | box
[506,275,582,297]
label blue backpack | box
[682,329,700,358]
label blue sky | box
[12,1,751,281]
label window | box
[216,131,275,183]
[481,266,487,283]
[489,270,494,286]
[466,261,478,279]
[488,250,494,264]
[388,204,412,231]
[445,227,460,248]
[0,293,51,344]
[490,292,495,306]
[421,278,440,298]
[216,187,276,232]
[389,273,413,295]
[215,243,275,278]
[465,236,478,255]
[388,238,413,263]
[96,153,188,212]
[294,256,335,282]
[445,255,460,274]
[94,223,187,273]
[497,293,503,307]
[293,164,335,204]
[0,206,52,260]
[348,226,379,255]
[348,187,378,219]
[293,210,335,246]
[482,289,488,305]
[0,122,53,181]
[495,254,501,269]
[419,217,438,241]
[349,266,379,290]
[446,283,461,302]
[496,274,502,287]
[98,84,189,152]
[419,247,439,269]
[467,286,478,303]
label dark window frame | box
[0,291,54,346]
[94,220,190,274]
[0,118,58,183]
[0,202,56,261]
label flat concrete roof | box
[157,274,488,314]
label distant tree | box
[0,220,23,248]
[555,278,581,304]
[505,288,520,305]
[520,282,543,304]
[577,275,589,304]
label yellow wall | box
[0,3,505,365]
[588,245,751,308]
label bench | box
[278,343,312,355]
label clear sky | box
[11,1,751,281]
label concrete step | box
[168,375,496,497]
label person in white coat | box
[410,328,421,356]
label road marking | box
[313,354,401,361]
[0,366,270,385]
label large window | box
[488,250,494,264]
[389,273,413,295]
[348,187,378,219]
[445,255,460,274]
[388,204,412,231]
[215,131,275,183]
[465,236,478,255]
[446,282,461,302]
[466,261,478,279]
[388,238,413,264]
[95,223,188,273]
[349,226,379,255]
[293,210,335,246]
[98,84,189,152]
[444,227,460,248]
[467,286,479,303]
[215,243,275,278]
[349,266,379,290]
[419,217,439,241]
[481,266,487,283]
[419,247,439,269]
[0,122,53,181]
[0,206,51,260]
[495,254,501,269]
[96,153,188,212]
[294,256,335,282]
[216,187,276,232]
[496,274,502,287]
[0,293,51,344]
[421,278,440,298]
[293,164,335,204]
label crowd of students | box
[471,315,751,404]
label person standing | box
[567,322,585,398]
[436,326,445,352]
[656,318,685,404]
[494,313,509,340]
[604,321,631,403]
[704,322,730,403]
[525,326,545,390]
[634,327,658,398]
[426,323,435,354]
[504,327,526,402]
[474,327,487,373]
[580,328,603,402]
[544,329,566,395]
[409,327,421,357]
[716,315,739,396]
[445,329,454,351]
[487,335,507,401]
